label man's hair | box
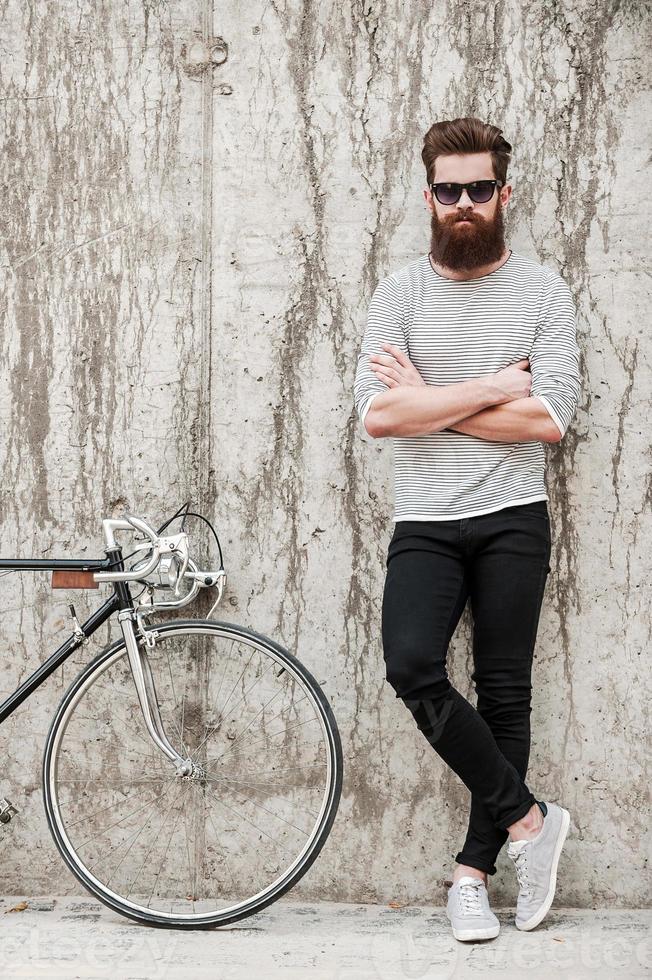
[422,117,512,186]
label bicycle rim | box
[43,619,342,927]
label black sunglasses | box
[429,179,504,206]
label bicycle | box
[0,503,343,929]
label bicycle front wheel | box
[43,619,343,928]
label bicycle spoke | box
[203,774,313,836]
[75,780,176,845]
[93,779,177,882]
[190,644,264,759]
[210,715,320,763]
[56,771,168,798]
[197,768,318,791]
[164,647,189,758]
[92,682,188,759]
[201,781,290,854]
[206,805,239,898]
[202,769,321,820]
[122,782,186,901]
[63,781,169,831]
[204,638,237,732]
[193,688,313,764]
[213,642,257,721]
[216,761,327,778]
[193,685,284,763]
[147,794,185,907]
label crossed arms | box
[363,370,562,443]
[354,272,581,445]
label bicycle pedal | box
[0,798,18,824]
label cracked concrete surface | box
[0,896,650,979]
[0,0,649,910]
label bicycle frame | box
[0,548,193,776]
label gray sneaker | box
[507,800,571,931]
[446,875,500,941]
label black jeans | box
[381,500,552,876]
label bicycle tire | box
[42,618,343,929]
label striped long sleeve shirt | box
[353,250,581,521]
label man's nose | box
[456,189,474,208]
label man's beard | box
[429,199,506,272]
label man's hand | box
[491,359,532,400]
[371,349,532,401]
[369,343,426,389]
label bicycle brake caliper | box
[0,798,18,825]
[136,611,159,649]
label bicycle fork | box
[118,612,195,778]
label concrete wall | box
[0,0,649,908]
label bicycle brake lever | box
[130,539,155,552]
[174,569,188,597]
[174,540,190,597]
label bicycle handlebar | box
[93,514,162,583]
[92,511,221,595]
[102,514,159,550]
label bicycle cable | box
[169,511,224,571]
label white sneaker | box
[507,800,571,931]
[446,875,500,941]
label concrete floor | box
[0,895,649,979]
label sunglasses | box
[428,179,504,206]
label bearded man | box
[353,116,581,942]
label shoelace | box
[511,847,532,897]
[458,879,485,916]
